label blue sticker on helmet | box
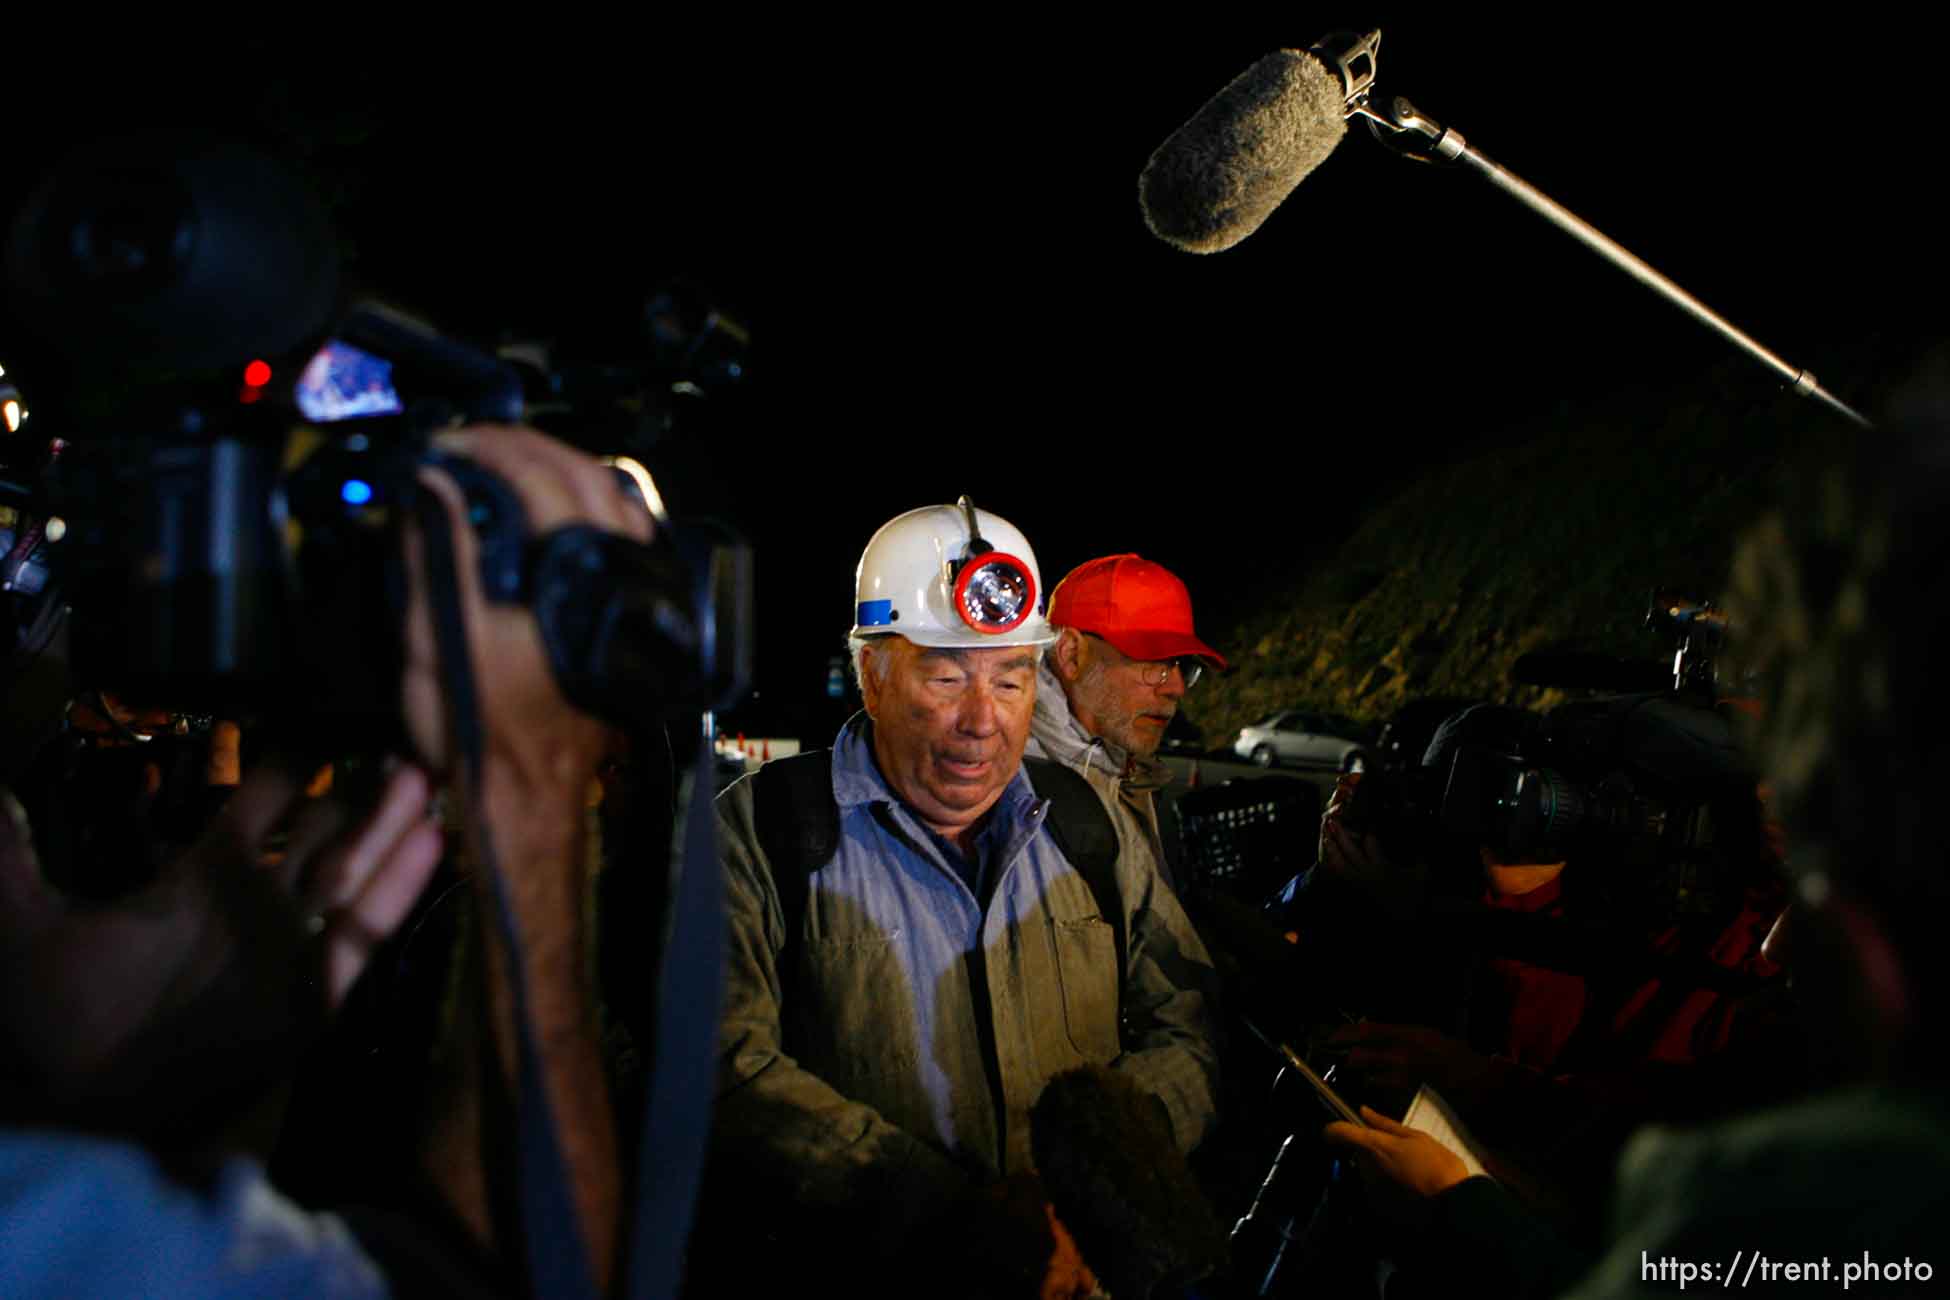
[857,599,894,626]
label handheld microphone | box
[1029,1066,1229,1298]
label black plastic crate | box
[1172,777,1321,900]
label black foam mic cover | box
[1030,1065,1229,1297]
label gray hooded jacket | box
[1025,659,1189,898]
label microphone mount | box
[1306,29,1873,430]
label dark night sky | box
[10,22,1944,738]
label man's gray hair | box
[847,632,898,691]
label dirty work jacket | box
[711,714,1221,1249]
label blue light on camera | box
[341,479,375,507]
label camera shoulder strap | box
[413,488,598,1300]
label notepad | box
[1401,1084,1494,1182]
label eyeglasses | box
[1083,632,1205,689]
[1136,658,1203,689]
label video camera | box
[1341,591,1760,912]
[1,131,752,757]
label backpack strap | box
[749,749,838,985]
[1024,756,1127,1031]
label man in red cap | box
[1027,554,1229,897]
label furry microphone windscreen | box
[1139,49,1349,254]
[1029,1065,1230,1298]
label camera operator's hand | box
[1321,1105,1470,1229]
[0,758,441,1140]
[1320,773,1436,920]
[398,425,637,1289]
[1328,1021,1499,1115]
[1319,773,1392,879]
[403,425,653,787]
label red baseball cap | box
[1047,554,1228,670]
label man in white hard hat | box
[700,500,1220,1297]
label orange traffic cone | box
[762,738,772,762]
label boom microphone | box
[1135,32,1874,427]
[1030,1066,1229,1298]
[1138,49,1349,254]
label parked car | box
[1231,710,1372,771]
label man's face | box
[860,637,1038,838]
[1057,630,1186,760]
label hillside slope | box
[1186,338,1929,747]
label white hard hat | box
[851,497,1055,649]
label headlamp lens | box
[963,561,1028,624]
[957,556,1033,632]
